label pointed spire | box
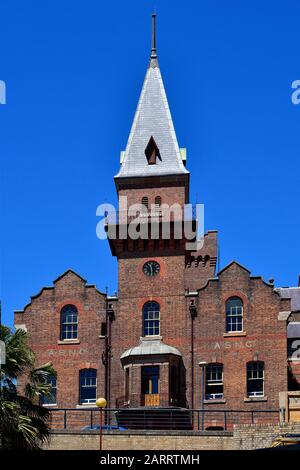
[151,13,157,59]
[114,12,189,180]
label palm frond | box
[0,326,55,450]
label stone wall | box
[45,423,300,450]
[233,422,300,450]
[45,430,234,451]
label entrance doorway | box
[141,366,160,406]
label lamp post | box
[96,397,107,451]
[198,361,207,431]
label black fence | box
[49,408,280,432]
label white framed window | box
[79,369,97,404]
[60,304,78,340]
[247,361,264,397]
[226,297,243,333]
[143,301,160,336]
[205,364,223,400]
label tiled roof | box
[115,56,188,179]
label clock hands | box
[143,261,160,276]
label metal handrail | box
[48,407,280,432]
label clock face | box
[143,260,160,277]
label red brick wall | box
[110,252,189,408]
[14,261,290,417]
[192,262,289,413]
[185,231,218,291]
[110,256,289,415]
[289,361,300,385]
[118,184,187,210]
[14,270,107,408]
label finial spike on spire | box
[151,13,157,59]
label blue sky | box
[1,0,300,327]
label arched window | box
[154,196,161,209]
[41,374,57,406]
[141,197,149,211]
[143,301,160,336]
[247,361,264,397]
[60,304,78,340]
[79,369,97,404]
[225,297,243,333]
[205,363,223,400]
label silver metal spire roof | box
[115,14,188,179]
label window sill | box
[99,335,106,339]
[244,396,267,402]
[223,332,246,338]
[57,339,80,345]
[288,358,300,362]
[141,335,162,341]
[204,399,226,404]
[42,404,57,407]
[76,404,97,409]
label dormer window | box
[145,136,160,165]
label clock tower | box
[107,14,218,412]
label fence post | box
[251,411,254,424]
[90,410,93,429]
[64,409,67,430]
[224,411,227,431]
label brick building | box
[14,15,300,426]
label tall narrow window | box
[143,301,160,336]
[60,304,78,340]
[100,322,106,337]
[205,364,224,400]
[225,297,243,333]
[154,196,161,209]
[141,197,149,212]
[247,361,264,397]
[41,374,57,406]
[79,369,97,404]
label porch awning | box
[120,337,182,360]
